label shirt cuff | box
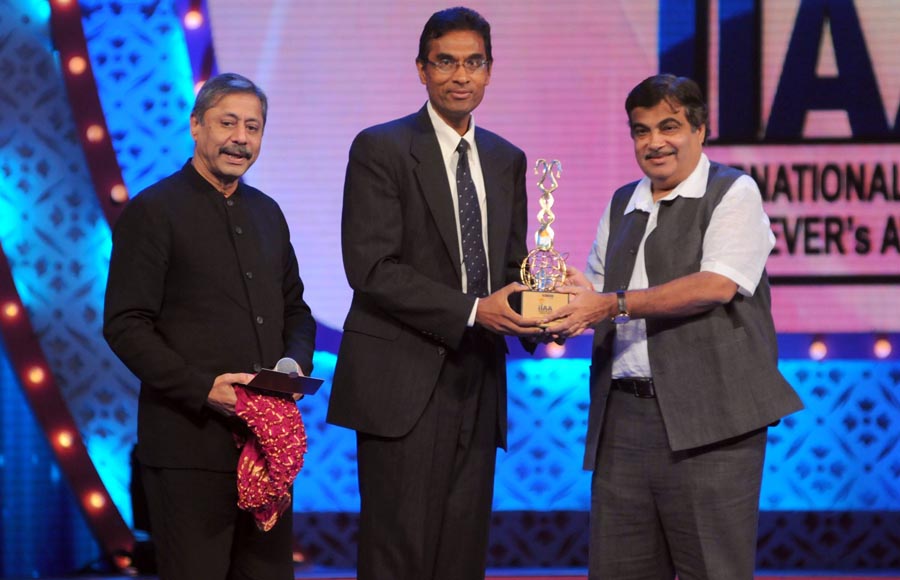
[467,298,479,327]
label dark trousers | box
[589,389,767,580]
[355,331,501,580]
[141,465,294,580]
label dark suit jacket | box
[104,162,316,470]
[327,106,528,447]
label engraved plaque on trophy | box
[519,159,570,318]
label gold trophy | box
[520,159,569,318]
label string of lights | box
[0,246,134,570]
[0,0,218,572]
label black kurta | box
[104,161,316,471]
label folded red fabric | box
[233,385,307,531]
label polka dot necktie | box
[456,139,489,298]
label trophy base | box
[520,290,570,319]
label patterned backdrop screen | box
[1,4,899,574]
[208,0,900,334]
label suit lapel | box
[408,109,515,291]
[410,108,463,286]
[476,129,513,290]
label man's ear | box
[416,60,427,85]
[189,114,200,140]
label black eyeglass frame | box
[424,58,492,74]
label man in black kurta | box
[104,73,316,580]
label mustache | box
[220,145,252,159]
[644,149,674,160]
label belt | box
[610,377,656,398]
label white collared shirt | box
[585,153,776,378]
[426,102,491,325]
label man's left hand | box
[540,286,616,338]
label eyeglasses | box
[426,57,491,74]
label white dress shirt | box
[585,154,776,378]
[427,102,491,325]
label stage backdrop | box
[208,0,900,334]
[2,0,900,575]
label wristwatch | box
[612,290,630,324]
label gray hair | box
[191,73,268,124]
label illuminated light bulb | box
[67,55,87,75]
[809,339,827,361]
[85,124,105,143]
[2,301,19,319]
[87,491,106,510]
[112,552,133,570]
[545,340,566,359]
[55,0,73,6]
[184,9,204,29]
[110,184,129,203]
[57,430,74,449]
[28,366,46,385]
[874,337,892,359]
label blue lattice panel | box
[487,511,590,568]
[763,361,900,510]
[293,351,360,512]
[294,510,900,570]
[293,357,900,513]
[293,512,359,569]
[80,0,196,195]
[293,510,593,570]
[496,359,591,510]
[757,511,900,570]
[0,338,101,576]
[291,355,594,512]
[0,0,137,526]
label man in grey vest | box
[542,74,803,580]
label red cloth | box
[233,385,307,531]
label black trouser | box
[141,465,293,580]
[356,331,501,580]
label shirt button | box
[256,316,264,325]
[245,271,253,279]
[252,362,262,372]
[226,199,235,207]
[438,346,446,356]
[235,226,243,235]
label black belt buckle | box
[612,377,656,398]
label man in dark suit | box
[327,7,542,580]
[543,74,804,579]
[104,73,316,580]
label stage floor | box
[27,569,900,580]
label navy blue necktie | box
[456,139,489,298]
